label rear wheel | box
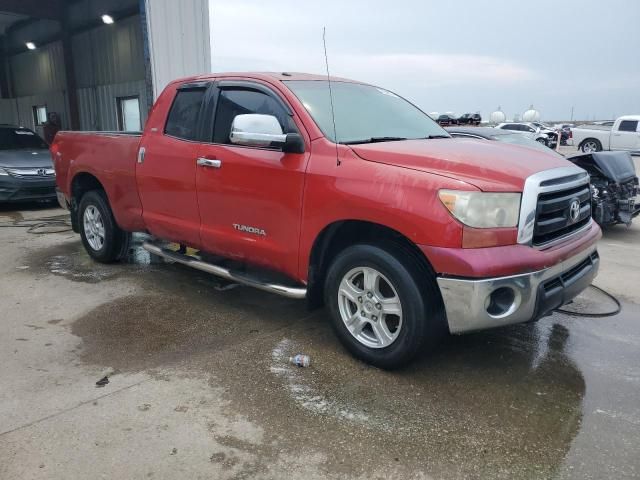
[324,244,444,369]
[78,190,130,263]
[580,139,602,153]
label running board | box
[142,241,307,299]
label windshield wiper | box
[424,135,450,139]
[342,136,408,145]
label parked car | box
[496,122,558,148]
[447,127,639,227]
[551,124,575,146]
[458,113,482,125]
[0,125,56,202]
[572,115,640,153]
[568,151,639,226]
[53,72,601,368]
[446,126,553,153]
[436,114,458,126]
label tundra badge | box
[233,223,266,236]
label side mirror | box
[229,114,304,153]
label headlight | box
[439,190,521,228]
[0,167,8,176]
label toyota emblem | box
[37,168,47,176]
[568,199,581,223]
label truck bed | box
[53,130,145,231]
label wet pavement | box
[1,204,639,479]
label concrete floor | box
[1,150,639,479]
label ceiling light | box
[26,42,36,50]
[101,14,114,24]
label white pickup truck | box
[573,115,640,154]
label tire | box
[324,243,444,369]
[580,138,602,153]
[536,137,547,145]
[78,190,130,263]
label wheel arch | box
[306,219,438,309]
[69,172,107,233]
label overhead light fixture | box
[101,14,114,24]
[26,42,36,50]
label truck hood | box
[568,151,637,183]
[0,149,53,168]
[349,138,573,191]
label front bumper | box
[0,176,57,202]
[437,244,599,334]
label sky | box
[209,0,640,122]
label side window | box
[165,88,206,140]
[213,88,296,145]
[618,120,638,132]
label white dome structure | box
[522,105,540,122]
[490,108,506,124]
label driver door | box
[195,81,310,278]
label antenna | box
[323,27,340,166]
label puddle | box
[28,234,161,283]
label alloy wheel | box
[337,266,403,348]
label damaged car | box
[567,151,639,226]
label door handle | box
[137,147,146,164]
[196,157,221,168]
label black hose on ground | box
[556,285,622,318]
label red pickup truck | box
[53,73,601,368]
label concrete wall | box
[144,0,211,98]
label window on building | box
[212,88,296,145]
[164,88,206,140]
[117,96,142,132]
[32,105,47,126]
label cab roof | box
[169,71,362,86]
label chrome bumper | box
[437,245,599,334]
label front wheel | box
[324,244,444,369]
[78,190,130,263]
[536,137,548,145]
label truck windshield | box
[284,80,448,144]
[0,128,49,150]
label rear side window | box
[212,88,296,145]
[618,120,638,132]
[165,88,206,140]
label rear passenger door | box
[136,83,209,247]
[611,120,640,151]
[195,81,310,278]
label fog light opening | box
[486,287,517,318]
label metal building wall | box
[72,14,148,130]
[144,0,211,98]
[5,41,70,129]
[77,80,147,131]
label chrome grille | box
[533,184,591,246]
[5,167,55,178]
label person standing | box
[43,112,61,145]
